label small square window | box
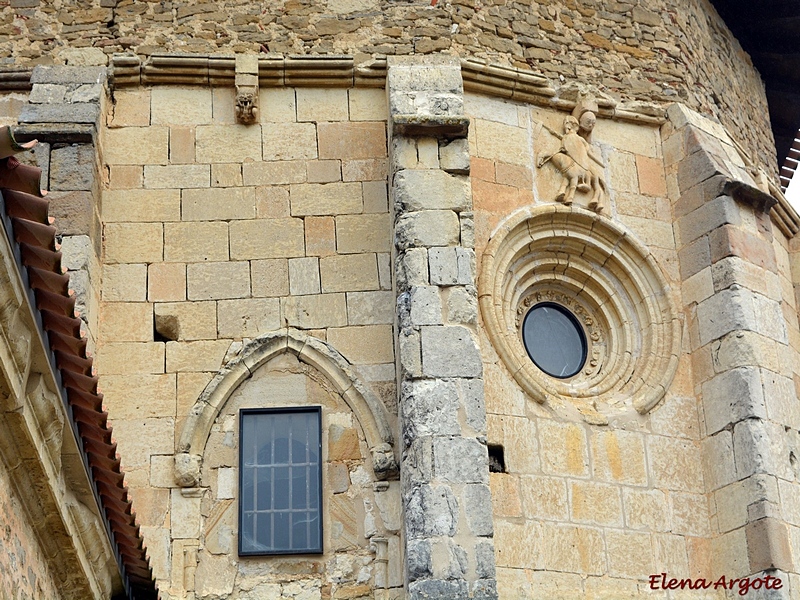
[239,407,323,555]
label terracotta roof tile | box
[0,126,158,600]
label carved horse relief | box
[537,93,607,212]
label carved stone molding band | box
[479,205,681,421]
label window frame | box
[237,406,324,557]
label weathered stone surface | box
[396,211,460,249]
[421,326,482,378]
[400,380,460,440]
[405,484,458,538]
[463,484,493,535]
[394,170,471,212]
[701,366,767,434]
[434,438,488,484]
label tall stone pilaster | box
[388,56,497,599]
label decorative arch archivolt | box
[174,329,397,487]
[479,204,681,422]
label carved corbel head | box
[371,443,399,480]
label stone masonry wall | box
[469,92,712,597]
[94,83,397,595]
[1,0,776,177]
[0,453,63,600]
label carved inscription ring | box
[479,205,680,416]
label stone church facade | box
[0,1,798,599]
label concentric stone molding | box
[479,205,681,417]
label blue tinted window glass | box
[239,408,322,555]
[522,303,587,379]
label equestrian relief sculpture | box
[538,93,607,212]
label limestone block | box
[164,221,228,262]
[681,268,714,305]
[110,90,150,127]
[349,88,387,121]
[439,138,470,174]
[141,527,170,582]
[391,137,418,172]
[304,216,336,257]
[101,373,176,419]
[675,195,741,248]
[417,138,439,169]
[99,301,152,342]
[670,491,711,537]
[112,418,174,469]
[488,415,538,474]
[320,254,380,292]
[378,252,391,290]
[251,259,290,297]
[590,430,647,485]
[405,484,459,539]
[647,435,704,493]
[215,467,236,500]
[696,286,757,346]
[397,248,430,288]
[171,489,202,538]
[196,124,262,163]
[211,163,242,188]
[539,523,605,574]
[258,88,296,123]
[217,298,281,338]
[103,263,147,301]
[151,87,212,125]
[432,438,488,485]
[288,257,321,295]
[489,473,521,517]
[494,520,538,569]
[636,155,667,197]
[50,144,95,191]
[594,119,660,158]
[474,119,529,166]
[537,420,589,477]
[103,189,181,222]
[103,126,169,165]
[307,160,341,184]
[733,419,794,481]
[401,379,460,439]
[256,186,290,218]
[336,214,392,253]
[242,160,306,186]
[327,325,393,364]
[343,158,387,182]
[297,88,349,122]
[108,165,143,189]
[282,293,347,329]
[429,247,474,286]
[617,214,674,249]
[95,342,165,375]
[363,180,388,214]
[605,530,654,578]
[187,261,250,300]
[394,170,471,212]
[166,340,230,372]
[144,164,210,189]
[262,122,317,161]
[622,488,669,533]
[154,301,217,341]
[182,187,256,221]
[149,455,175,488]
[753,293,788,344]
[345,291,393,325]
[399,329,423,379]
[702,366,767,434]
[169,126,195,164]
[607,151,639,194]
[229,218,305,259]
[457,378,486,434]
[446,286,478,324]
[318,122,387,160]
[290,182,363,216]
[395,210,460,250]
[701,430,737,492]
[570,481,623,526]
[409,286,443,326]
[421,325,482,378]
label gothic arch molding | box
[174,329,397,487]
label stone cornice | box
[108,53,669,126]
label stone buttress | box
[388,56,497,599]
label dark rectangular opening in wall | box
[488,444,506,473]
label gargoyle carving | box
[234,54,259,125]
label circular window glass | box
[521,302,587,379]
